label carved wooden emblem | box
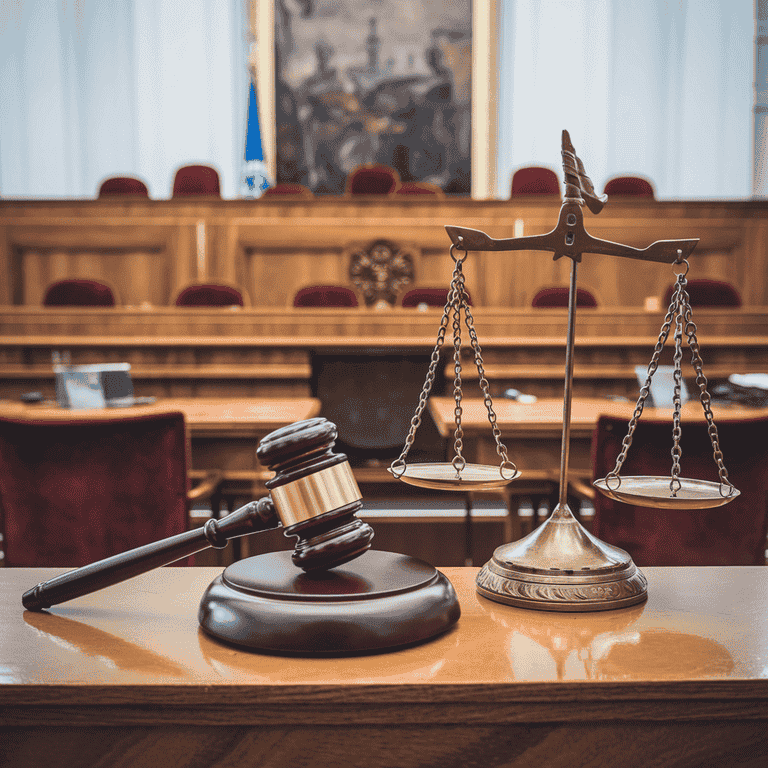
[349,240,414,308]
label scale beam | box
[445,204,698,264]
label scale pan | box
[388,462,520,491]
[593,475,740,509]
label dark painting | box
[275,0,471,194]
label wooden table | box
[1,566,766,767]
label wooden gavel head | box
[257,417,374,571]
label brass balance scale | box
[388,130,739,612]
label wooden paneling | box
[2,197,766,307]
[1,307,766,402]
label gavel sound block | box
[23,417,460,655]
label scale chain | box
[681,283,735,497]
[608,258,735,498]
[671,275,685,494]
[389,244,468,477]
[462,289,515,475]
[451,259,465,473]
[605,278,681,488]
[389,280,455,477]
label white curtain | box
[0,0,755,200]
[495,0,754,199]
[0,0,248,199]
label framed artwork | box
[251,0,496,197]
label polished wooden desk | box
[1,566,767,767]
[429,396,768,484]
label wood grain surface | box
[1,566,767,766]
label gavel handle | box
[22,497,280,611]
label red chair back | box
[603,176,655,197]
[346,165,400,195]
[0,413,189,567]
[401,287,472,308]
[531,287,598,308]
[43,279,116,307]
[662,279,741,308]
[98,177,149,197]
[591,415,768,565]
[262,183,314,198]
[172,165,221,197]
[293,286,358,308]
[174,284,247,307]
[511,166,561,196]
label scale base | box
[199,549,461,654]
[476,503,648,612]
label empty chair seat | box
[172,165,221,197]
[346,165,400,195]
[662,279,741,308]
[531,286,598,308]
[174,283,248,307]
[98,177,149,197]
[511,166,561,196]
[0,412,221,567]
[591,414,768,565]
[603,176,655,198]
[293,286,359,307]
[43,279,116,307]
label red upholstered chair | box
[172,165,221,197]
[98,177,149,197]
[531,286,598,308]
[510,166,561,196]
[345,164,400,195]
[590,414,768,566]
[174,283,248,307]
[401,287,472,308]
[261,183,314,198]
[662,279,741,308]
[0,412,222,567]
[293,286,359,308]
[603,176,655,198]
[43,279,117,307]
[394,181,444,197]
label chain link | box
[451,257,465,473]
[463,288,516,477]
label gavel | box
[22,417,374,611]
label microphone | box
[22,417,373,611]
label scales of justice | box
[388,129,739,612]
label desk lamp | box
[22,417,460,655]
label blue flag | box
[241,80,270,196]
